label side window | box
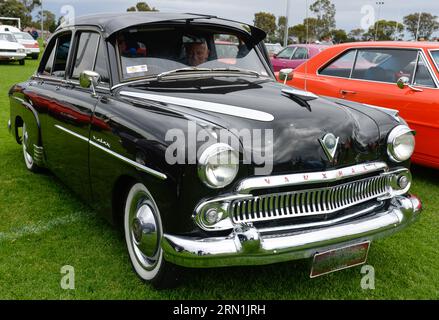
[72,32,100,79]
[413,54,436,88]
[94,40,110,84]
[351,49,418,83]
[291,47,308,60]
[276,47,295,59]
[40,40,56,75]
[319,50,356,78]
[52,33,72,78]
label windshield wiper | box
[156,67,261,81]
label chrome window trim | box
[31,75,111,92]
[411,51,420,84]
[235,162,388,194]
[54,124,167,180]
[348,49,359,79]
[316,46,439,90]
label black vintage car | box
[8,13,421,288]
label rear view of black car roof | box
[60,12,266,42]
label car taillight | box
[32,43,39,48]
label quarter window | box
[319,50,356,78]
[72,32,100,79]
[413,54,435,87]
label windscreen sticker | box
[126,65,148,74]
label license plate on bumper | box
[310,241,370,278]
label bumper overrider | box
[162,162,422,268]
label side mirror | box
[279,68,294,85]
[397,76,410,89]
[397,76,423,92]
[80,70,100,96]
[273,53,278,59]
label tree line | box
[1,0,438,43]
[254,0,439,44]
[0,1,157,33]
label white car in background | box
[13,32,40,59]
[0,32,26,65]
[265,43,283,57]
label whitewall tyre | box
[123,182,180,289]
[22,122,38,172]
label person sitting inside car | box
[184,36,210,66]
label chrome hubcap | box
[131,203,159,258]
[128,194,161,270]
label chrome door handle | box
[340,90,356,95]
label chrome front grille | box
[230,174,389,224]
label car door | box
[305,49,358,97]
[38,30,100,201]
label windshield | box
[116,26,269,81]
[14,32,34,41]
[0,33,16,42]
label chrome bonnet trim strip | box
[119,91,275,122]
[235,162,388,194]
[54,125,167,180]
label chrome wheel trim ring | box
[124,183,163,280]
[22,123,34,169]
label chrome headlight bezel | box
[197,143,239,189]
[387,125,415,163]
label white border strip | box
[120,91,275,122]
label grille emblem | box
[319,133,339,161]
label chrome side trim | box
[54,125,167,180]
[54,124,88,142]
[235,162,388,194]
[89,140,167,180]
[119,91,275,122]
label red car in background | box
[280,41,439,169]
[271,44,329,72]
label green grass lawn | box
[0,57,438,300]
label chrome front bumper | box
[162,195,421,268]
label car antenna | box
[304,0,309,92]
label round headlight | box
[387,125,415,162]
[198,143,239,189]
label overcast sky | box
[42,0,439,37]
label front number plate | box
[310,241,370,278]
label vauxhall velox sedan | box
[8,13,421,288]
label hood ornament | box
[319,133,339,162]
